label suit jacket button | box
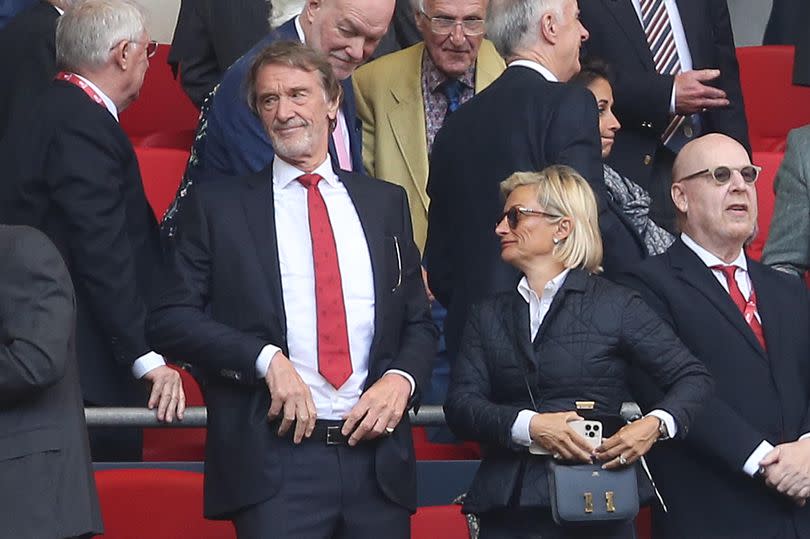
[643,154,653,166]
[233,372,242,381]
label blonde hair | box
[500,165,603,273]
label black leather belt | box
[272,419,351,446]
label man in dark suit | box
[580,0,750,232]
[0,0,75,139]
[147,41,436,538]
[0,225,103,539]
[0,0,185,461]
[765,0,810,86]
[425,0,645,361]
[167,0,270,107]
[161,0,396,242]
[620,133,810,539]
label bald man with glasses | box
[619,133,810,539]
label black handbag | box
[547,460,639,526]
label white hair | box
[56,0,146,71]
[487,0,563,57]
[268,0,306,29]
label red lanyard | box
[55,71,106,108]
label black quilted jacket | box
[444,269,713,513]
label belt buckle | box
[326,425,343,445]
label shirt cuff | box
[670,81,677,115]
[384,369,415,396]
[799,433,810,441]
[743,440,776,477]
[256,344,282,378]
[131,351,166,379]
[647,409,678,438]
[511,409,537,447]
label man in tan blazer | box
[353,0,504,253]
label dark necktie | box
[297,173,353,388]
[440,78,464,118]
[711,264,767,351]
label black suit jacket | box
[444,269,712,513]
[167,0,270,107]
[147,167,436,519]
[580,0,750,185]
[425,65,645,360]
[0,225,103,538]
[619,239,810,539]
[0,0,59,140]
[0,80,164,406]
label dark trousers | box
[478,508,636,539]
[232,440,410,539]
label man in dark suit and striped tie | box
[580,0,750,232]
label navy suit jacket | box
[147,167,436,518]
[619,239,810,539]
[198,18,363,180]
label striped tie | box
[640,0,686,147]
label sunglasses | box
[677,165,761,184]
[497,206,555,229]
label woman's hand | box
[529,411,593,463]
[594,416,660,469]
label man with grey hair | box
[425,0,646,363]
[0,0,186,461]
[0,0,78,139]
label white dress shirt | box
[680,233,810,475]
[630,0,694,114]
[254,157,413,419]
[293,17,351,167]
[70,74,165,379]
[507,60,559,83]
[510,270,676,447]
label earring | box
[552,237,560,245]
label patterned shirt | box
[421,50,476,154]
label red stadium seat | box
[411,427,481,460]
[746,151,784,261]
[142,366,206,461]
[411,504,468,539]
[120,46,199,151]
[134,146,189,220]
[94,469,234,539]
[737,46,810,152]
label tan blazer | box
[352,41,505,252]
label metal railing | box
[85,405,446,427]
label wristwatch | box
[657,417,670,441]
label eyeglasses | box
[420,13,486,36]
[110,39,158,59]
[677,165,761,184]
[497,206,555,230]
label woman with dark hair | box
[444,166,712,539]
[571,59,675,255]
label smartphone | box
[528,419,603,455]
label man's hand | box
[265,351,317,443]
[674,69,729,115]
[529,411,592,463]
[421,267,435,304]
[595,416,660,469]
[759,439,810,505]
[342,373,411,446]
[143,365,186,423]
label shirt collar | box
[680,233,748,271]
[54,6,64,15]
[272,156,339,190]
[294,16,307,44]
[517,268,571,303]
[507,60,559,82]
[73,73,119,121]
[423,49,476,93]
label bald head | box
[671,133,758,261]
[300,0,395,80]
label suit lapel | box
[603,0,655,69]
[341,79,364,172]
[748,262,781,363]
[670,240,767,362]
[339,172,386,358]
[387,46,429,212]
[673,0,702,66]
[241,168,287,336]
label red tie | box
[712,265,767,351]
[298,173,353,388]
